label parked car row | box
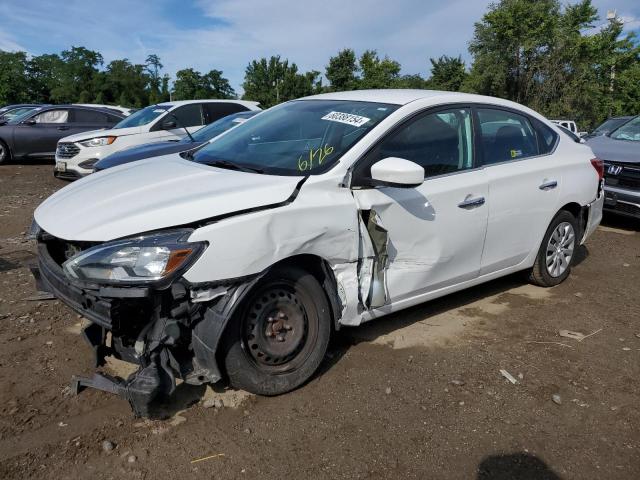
[53,99,260,179]
[29,89,605,416]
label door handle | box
[458,196,485,209]
[57,126,70,131]
[539,180,558,190]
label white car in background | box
[551,119,587,138]
[54,99,261,179]
[33,90,603,416]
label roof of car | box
[300,89,533,110]
[155,99,261,109]
[22,104,127,118]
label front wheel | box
[0,140,10,164]
[529,210,579,287]
[220,266,331,395]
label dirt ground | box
[0,163,639,480]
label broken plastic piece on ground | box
[558,329,586,341]
[499,369,518,384]
[24,291,56,301]
[72,355,172,417]
[558,328,603,342]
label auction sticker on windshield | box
[321,111,371,127]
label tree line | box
[0,0,638,129]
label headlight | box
[79,136,117,147]
[62,230,206,284]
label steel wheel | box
[241,281,317,374]
[545,221,575,278]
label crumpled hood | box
[35,155,303,241]
[586,135,640,164]
[60,125,143,143]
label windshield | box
[592,117,629,136]
[610,116,640,141]
[187,111,259,143]
[112,104,170,129]
[192,100,398,175]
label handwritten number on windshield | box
[298,144,334,171]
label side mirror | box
[22,118,36,126]
[369,157,424,188]
[162,119,177,130]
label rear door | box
[203,102,248,124]
[351,106,489,306]
[68,108,118,136]
[13,108,72,157]
[475,106,561,274]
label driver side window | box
[356,107,473,182]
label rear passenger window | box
[204,103,248,123]
[477,108,539,164]
[531,118,559,152]
[73,109,108,123]
[360,108,474,179]
[171,104,204,127]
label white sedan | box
[32,90,603,416]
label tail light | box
[590,158,604,180]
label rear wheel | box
[529,210,578,287]
[221,266,331,395]
[0,140,10,164]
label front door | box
[351,106,489,305]
[14,109,72,157]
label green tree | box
[145,54,164,102]
[242,55,320,107]
[427,56,467,91]
[99,59,150,106]
[465,0,640,128]
[202,69,236,99]
[172,68,235,100]
[0,51,29,105]
[50,46,103,103]
[394,74,427,89]
[26,53,64,103]
[358,50,401,89]
[326,48,359,91]
[160,74,171,102]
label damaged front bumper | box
[32,237,258,417]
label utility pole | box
[607,10,617,116]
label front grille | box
[56,142,80,159]
[612,201,640,217]
[604,161,640,191]
[41,234,95,266]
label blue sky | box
[0,0,638,93]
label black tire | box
[0,140,10,165]
[529,210,579,287]
[220,266,331,395]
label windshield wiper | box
[205,159,264,174]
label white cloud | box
[0,28,26,52]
